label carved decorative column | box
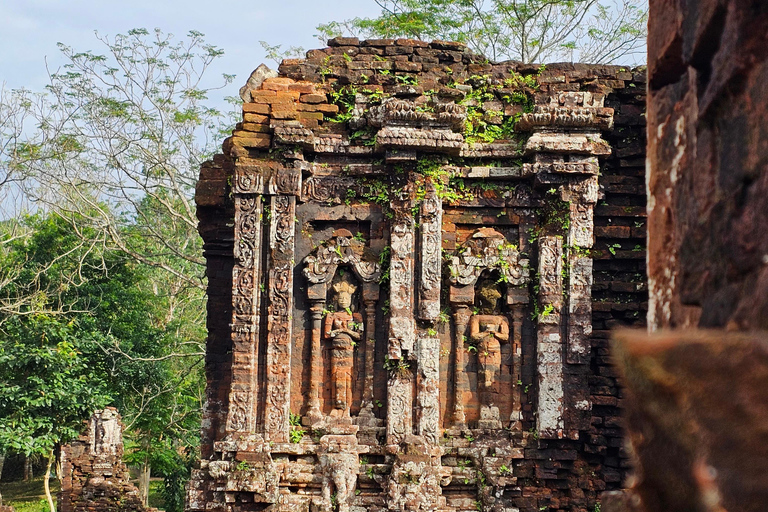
[387,188,416,447]
[358,299,379,424]
[307,299,325,423]
[520,90,612,439]
[451,305,471,429]
[415,335,440,444]
[536,236,565,439]
[264,195,296,443]
[226,193,264,434]
[418,179,442,322]
[507,286,528,429]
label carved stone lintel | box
[517,105,614,131]
[234,163,302,195]
[303,230,381,287]
[377,126,464,154]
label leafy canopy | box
[316,0,648,64]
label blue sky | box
[0,0,381,94]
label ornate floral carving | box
[386,371,412,445]
[389,216,416,356]
[416,337,440,444]
[301,176,357,203]
[227,391,250,432]
[263,195,295,443]
[234,196,260,268]
[419,181,442,321]
[448,228,529,287]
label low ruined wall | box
[191,37,646,512]
[59,408,154,512]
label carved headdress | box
[332,272,358,295]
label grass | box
[0,476,59,512]
[0,476,166,511]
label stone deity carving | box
[323,273,363,417]
[469,280,509,427]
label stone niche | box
[189,38,647,512]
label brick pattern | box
[190,37,647,512]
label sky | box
[0,0,382,97]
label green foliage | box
[383,355,410,376]
[290,428,306,443]
[0,211,204,508]
[0,317,111,456]
[318,0,648,65]
[458,72,539,144]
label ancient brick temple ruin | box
[189,38,647,512]
[59,408,155,512]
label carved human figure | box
[469,280,509,400]
[323,273,363,416]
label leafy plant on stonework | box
[383,355,411,376]
[458,71,540,144]
[258,40,305,66]
[290,428,306,444]
[327,86,359,123]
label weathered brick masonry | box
[190,38,646,512]
[59,408,156,512]
[602,1,768,511]
[647,0,768,330]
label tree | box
[317,0,648,64]
[0,29,228,507]
[0,218,116,511]
[0,211,205,509]
[2,28,235,291]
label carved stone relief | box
[302,230,381,426]
[190,47,626,512]
[447,228,529,429]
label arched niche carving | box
[303,228,381,299]
[447,227,529,299]
[302,229,382,427]
[446,228,529,429]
